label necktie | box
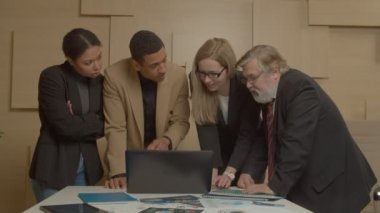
[266,101,275,179]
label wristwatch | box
[223,171,235,181]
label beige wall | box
[0,0,379,212]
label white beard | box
[251,86,277,104]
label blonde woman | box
[190,38,263,188]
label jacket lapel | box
[126,63,145,145]
[63,69,82,115]
[156,74,170,137]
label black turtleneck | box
[138,72,157,147]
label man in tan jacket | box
[103,30,190,189]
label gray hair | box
[237,45,289,74]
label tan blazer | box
[103,58,190,177]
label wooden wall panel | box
[109,17,135,64]
[11,19,110,109]
[0,0,81,18]
[109,0,253,71]
[81,0,136,16]
[309,0,380,26]
[322,27,380,120]
[333,98,366,120]
[11,30,64,108]
[366,100,380,120]
[0,166,27,213]
[253,0,329,78]
[170,0,253,72]
[0,30,12,110]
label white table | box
[23,186,312,213]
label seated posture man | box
[236,44,377,213]
[103,30,190,189]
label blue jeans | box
[32,154,88,202]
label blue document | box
[78,192,138,203]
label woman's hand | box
[215,174,232,188]
[66,100,73,115]
[243,183,274,195]
[215,167,237,188]
[237,173,254,188]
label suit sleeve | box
[196,124,223,168]
[103,69,128,177]
[240,129,267,183]
[162,71,190,148]
[228,94,266,181]
[39,69,103,142]
[268,80,320,196]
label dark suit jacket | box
[246,69,377,212]
[29,61,104,190]
[196,72,263,181]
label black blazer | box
[245,69,377,212]
[29,61,104,190]
[196,72,262,180]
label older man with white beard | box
[231,44,376,213]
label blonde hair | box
[190,38,237,125]
[237,45,289,74]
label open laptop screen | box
[126,150,213,194]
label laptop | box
[126,150,213,193]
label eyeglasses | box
[240,71,264,85]
[196,67,226,80]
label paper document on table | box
[200,198,252,208]
[138,207,203,213]
[217,207,292,213]
[204,187,282,201]
[201,199,292,213]
[140,195,203,208]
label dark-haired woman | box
[29,28,104,201]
